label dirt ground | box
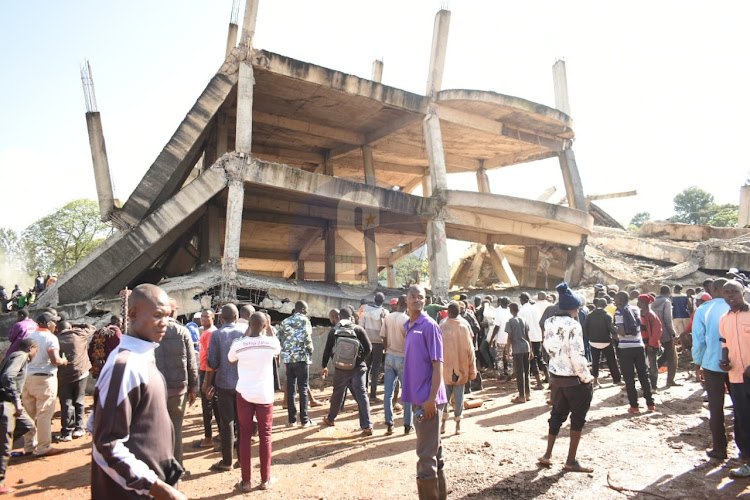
[4,357,750,499]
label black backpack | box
[332,324,361,371]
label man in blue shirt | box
[692,279,731,460]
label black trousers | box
[591,344,621,383]
[217,387,238,466]
[199,370,221,439]
[618,347,653,408]
[530,341,548,377]
[548,381,593,434]
[513,353,530,398]
[0,402,33,482]
[58,376,87,436]
[704,369,730,453]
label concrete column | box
[323,151,333,176]
[361,145,376,186]
[221,160,248,300]
[85,112,115,221]
[521,246,539,288]
[216,110,228,156]
[236,62,255,154]
[387,265,396,288]
[421,172,432,198]
[552,59,571,116]
[240,0,260,48]
[558,149,587,211]
[225,23,238,58]
[564,240,586,287]
[426,219,450,300]
[296,260,305,281]
[740,185,750,227]
[364,228,378,285]
[325,222,336,284]
[426,9,451,97]
[206,204,222,263]
[372,60,384,83]
[423,109,448,195]
[476,165,491,193]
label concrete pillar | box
[216,110,228,156]
[221,160,248,301]
[387,265,396,288]
[296,260,305,281]
[476,165,491,193]
[85,112,116,221]
[236,62,255,154]
[226,23,238,58]
[427,219,450,300]
[240,0,260,48]
[323,151,333,176]
[372,60,384,83]
[426,10,451,96]
[325,222,336,284]
[521,246,539,288]
[558,149,587,211]
[740,185,750,227]
[552,59,571,116]
[421,173,432,198]
[564,240,586,287]
[361,146,376,186]
[206,204,222,263]
[423,109,448,195]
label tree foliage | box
[629,211,650,229]
[380,252,429,288]
[671,186,738,227]
[20,199,112,275]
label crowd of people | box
[0,271,57,313]
[0,273,747,498]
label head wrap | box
[638,294,655,305]
[556,282,583,311]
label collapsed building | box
[30,2,595,328]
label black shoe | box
[707,449,727,460]
[386,423,394,435]
[404,425,413,435]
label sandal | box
[563,461,593,473]
[0,485,14,494]
[537,457,552,467]
[210,460,232,472]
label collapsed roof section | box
[41,3,594,316]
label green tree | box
[672,186,714,224]
[705,203,739,227]
[21,199,112,275]
[391,253,429,287]
[0,228,22,263]
[629,211,650,229]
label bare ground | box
[4,357,750,499]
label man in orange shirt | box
[719,280,750,478]
[195,309,219,449]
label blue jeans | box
[384,354,413,427]
[286,362,310,424]
[444,384,464,419]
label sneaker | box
[647,405,655,413]
[730,464,750,478]
[285,421,297,428]
[386,423,394,435]
[260,477,278,490]
[361,427,373,437]
[301,420,315,427]
[667,381,682,387]
[404,425,413,435]
[72,429,86,439]
[57,435,72,442]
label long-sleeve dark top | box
[58,323,96,385]
[0,351,30,408]
[584,308,617,344]
[154,320,199,397]
[321,320,372,369]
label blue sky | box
[1,0,747,247]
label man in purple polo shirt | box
[402,285,448,500]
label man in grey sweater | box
[154,299,199,471]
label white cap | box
[193,312,201,320]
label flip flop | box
[563,461,593,473]
[0,485,15,494]
[537,457,552,467]
[210,460,232,472]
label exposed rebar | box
[80,59,98,113]
[230,0,240,25]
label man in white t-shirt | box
[228,312,280,492]
[489,298,513,381]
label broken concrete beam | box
[640,221,750,242]
[589,228,692,264]
[487,245,519,286]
